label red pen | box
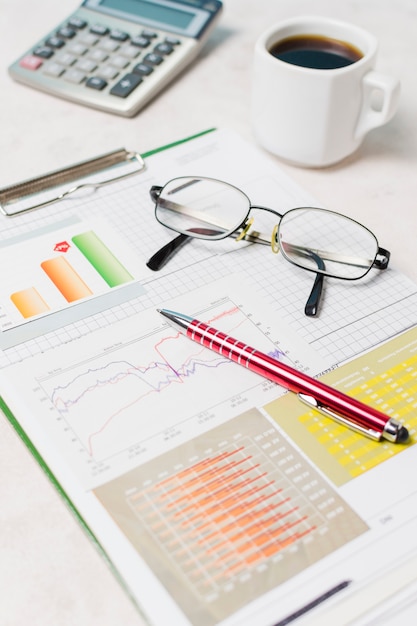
[158,308,409,444]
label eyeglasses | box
[147,176,390,316]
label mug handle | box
[354,71,401,140]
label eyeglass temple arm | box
[303,247,389,317]
[302,251,325,317]
[146,233,190,271]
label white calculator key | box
[64,69,86,84]
[87,49,108,62]
[78,33,99,46]
[95,65,119,80]
[67,42,88,56]
[75,58,97,72]
[43,62,65,77]
[55,52,76,67]
[108,55,129,69]
[97,39,120,53]
[119,45,140,59]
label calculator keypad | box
[20,17,182,100]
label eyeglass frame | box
[147,176,390,317]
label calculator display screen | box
[99,0,194,28]
[84,0,214,37]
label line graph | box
[38,298,295,462]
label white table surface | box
[0,1,416,625]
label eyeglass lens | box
[155,177,250,240]
[279,208,379,279]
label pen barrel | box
[188,320,390,433]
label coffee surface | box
[269,34,363,69]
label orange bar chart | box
[95,410,367,626]
[41,256,93,302]
[10,287,50,319]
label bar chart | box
[95,410,367,626]
[0,218,138,331]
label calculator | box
[8,0,223,117]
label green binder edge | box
[141,126,216,158]
[0,126,217,621]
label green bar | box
[71,231,133,287]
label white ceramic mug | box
[251,16,400,167]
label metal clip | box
[0,148,146,216]
[298,393,382,441]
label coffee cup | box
[251,16,400,167]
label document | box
[1,129,417,625]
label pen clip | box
[298,393,382,441]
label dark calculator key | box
[165,36,181,46]
[110,73,142,97]
[86,76,108,90]
[110,29,129,42]
[131,35,151,48]
[57,27,76,39]
[132,62,154,76]
[33,46,54,59]
[141,29,157,38]
[154,42,174,55]
[68,17,87,29]
[143,53,163,65]
[90,24,109,36]
[45,36,65,49]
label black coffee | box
[269,34,363,69]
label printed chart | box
[95,409,367,626]
[265,325,417,486]
[37,298,304,466]
[0,217,144,348]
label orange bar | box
[41,256,93,302]
[10,287,50,318]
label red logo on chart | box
[54,241,70,253]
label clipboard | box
[0,128,216,217]
[0,148,146,217]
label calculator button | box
[87,49,108,63]
[90,24,109,36]
[95,66,119,80]
[55,52,76,66]
[86,76,107,90]
[165,36,181,46]
[67,42,88,56]
[143,53,163,66]
[132,62,154,76]
[43,62,65,77]
[57,27,76,39]
[131,36,151,48]
[78,33,99,46]
[110,73,142,97]
[97,39,120,53]
[141,29,157,39]
[45,36,65,49]
[154,43,174,55]
[68,17,87,29]
[108,55,129,69]
[119,45,140,59]
[33,46,54,59]
[19,55,43,70]
[64,69,86,84]
[110,29,129,42]
[75,58,97,73]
